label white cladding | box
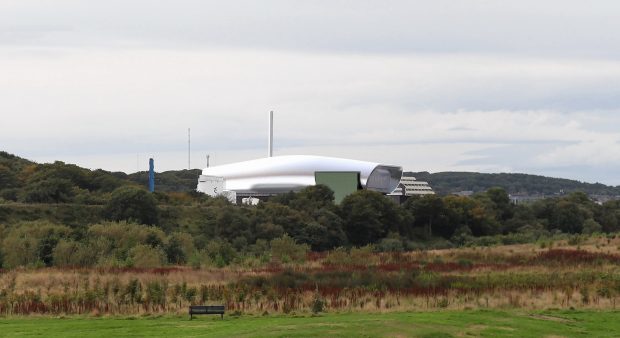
[196,175,237,203]
[198,155,402,195]
[196,175,224,196]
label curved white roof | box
[199,155,402,194]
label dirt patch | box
[529,314,573,323]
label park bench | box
[189,305,225,320]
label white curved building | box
[197,155,403,202]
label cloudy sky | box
[1,1,619,184]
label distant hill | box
[3,151,620,199]
[405,171,620,196]
[0,151,34,189]
[0,151,203,202]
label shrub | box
[103,186,159,225]
[323,247,349,265]
[377,238,404,252]
[188,250,211,269]
[270,234,309,263]
[582,219,603,235]
[312,295,325,314]
[127,244,167,268]
[349,245,377,265]
[165,232,195,265]
[87,221,166,261]
[1,221,71,268]
[203,240,238,267]
[52,239,98,267]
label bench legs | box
[189,313,224,320]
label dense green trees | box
[103,186,159,225]
[3,185,620,269]
[340,190,411,246]
[4,151,620,270]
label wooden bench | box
[189,305,225,320]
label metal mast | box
[268,111,273,157]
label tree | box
[339,190,410,245]
[103,186,159,225]
[597,200,620,233]
[19,178,75,203]
[291,185,335,211]
[404,195,446,239]
[0,164,17,189]
[165,232,195,265]
[485,187,514,221]
[550,200,590,234]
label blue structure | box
[148,158,155,192]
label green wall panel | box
[314,171,361,204]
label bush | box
[312,294,325,314]
[205,240,237,267]
[19,178,75,203]
[349,245,377,266]
[87,222,166,262]
[103,186,159,225]
[127,244,167,268]
[52,239,98,267]
[188,249,212,269]
[1,221,71,268]
[270,234,309,263]
[582,219,603,235]
[377,238,404,252]
[165,232,195,265]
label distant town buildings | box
[392,176,435,196]
[387,176,435,203]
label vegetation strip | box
[1,310,619,337]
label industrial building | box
[195,111,430,204]
[197,155,403,203]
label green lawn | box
[1,310,619,337]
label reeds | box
[2,242,620,315]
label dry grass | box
[2,236,620,316]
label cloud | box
[1,1,620,57]
[1,2,620,185]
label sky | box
[1,1,619,185]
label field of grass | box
[3,236,620,316]
[1,309,619,337]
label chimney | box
[268,110,273,157]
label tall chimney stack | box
[268,110,273,157]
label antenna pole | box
[268,111,273,157]
[187,128,191,170]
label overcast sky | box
[1,1,619,185]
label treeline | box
[3,150,620,269]
[408,171,620,196]
[2,180,620,269]
[0,151,200,203]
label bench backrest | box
[190,305,225,313]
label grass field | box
[4,237,620,316]
[1,310,619,337]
